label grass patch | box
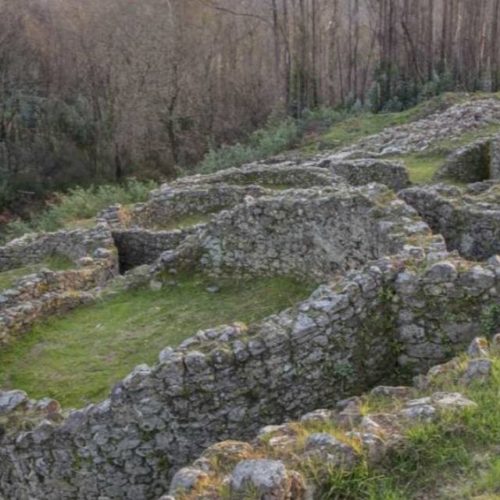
[0,255,75,290]
[300,92,500,184]
[313,111,418,152]
[429,122,500,155]
[0,273,314,408]
[317,357,500,499]
[394,153,445,184]
[394,122,500,184]
[301,93,477,153]
[458,456,500,499]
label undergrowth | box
[198,118,301,173]
[316,357,500,499]
[200,92,478,175]
[0,178,157,243]
[198,108,350,174]
[2,91,500,239]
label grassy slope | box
[317,356,500,499]
[302,92,500,184]
[0,273,314,408]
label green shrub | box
[198,118,300,173]
[197,108,355,174]
[299,107,348,131]
[1,178,157,242]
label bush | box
[1,178,157,242]
[299,107,347,131]
[198,118,300,174]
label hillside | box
[0,94,499,500]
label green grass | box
[299,92,500,184]
[316,357,500,499]
[302,93,475,154]
[0,255,75,290]
[394,153,446,184]
[0,273,314,408]
[314,111,418,152]
[459,457,500,499]
[393,121,500,184]
[428,122,500,155]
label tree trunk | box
[491,0,500,90]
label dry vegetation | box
[1,0,500,212]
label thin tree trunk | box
[491,0,500,90]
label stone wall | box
[434,138,492,183]
[0,265,111,312]
[0,251,498,500]
[328,99,500,159]
[129,165,342,231]
[394,256,499,371]
[0,261,398,500]
[112,228,200,271]
[0,290,95,346]
[400,183,500,260]
[491,136,500,179]
[130,184,267,229]
[0,226,118,346]
[318,158,410,192]
[124,159,413,237]
[181,157,410,193]
[166,337,494,499]
[0,226,114,272]
[0,262,115,346]
[156,184,430,282]
[172,163,341,189]
[0,163,499,499]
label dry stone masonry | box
[435,135,500,183]
[106,160,415,272]
[112,227,199,271]
[400,182,500,260]
[164,335,497,500]
[0,226,118,346]
[0,250,497,499]
[0,110,500,499]
[129,183,269,230]
[171,163,343,189]
[152,184,430,281]
[318,158,410,191]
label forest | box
[1,0,499,210]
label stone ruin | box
[434,135,500,183]
[400,182,500,260]
[165,334,499,500]
[327,98,500,158]
[0,114,499,499]
[0,227,118,346]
